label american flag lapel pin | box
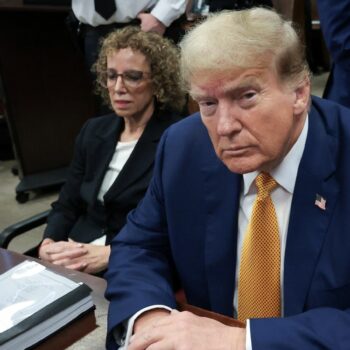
[315,194,326,210]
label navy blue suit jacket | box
[317,0,350,108]
[106,96,350,349]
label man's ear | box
[293,78,311,115]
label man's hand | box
[128,309,246,350]
[133,308,171,334]
[137,13,166,35]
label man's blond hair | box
[180,8,310,89]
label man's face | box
[190,67,309,174]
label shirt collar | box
[243,114,309,195]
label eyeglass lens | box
[106,70,148,87]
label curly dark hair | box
[93,26,186,113]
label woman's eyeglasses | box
[103,70,151,88]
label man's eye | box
[198,101,217,116]
[199,101,216,107]
[239,91,258,108]
[242,91,256,100]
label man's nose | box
[216,103,242,136]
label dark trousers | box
[79,20,141,77]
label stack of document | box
[0,260,95,350]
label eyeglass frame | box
[102,69,152,89]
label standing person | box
[317,0,350,108]
[38,27,185,276]
[69,0,186,114]
[71,0,187,75]
[106,8,350,350]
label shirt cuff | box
[113,305,172,349]
[246,319,252,350]
[151,0,186,27]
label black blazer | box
[44,109,180,245]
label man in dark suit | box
[317,0,350,108]
[106,8,350,349]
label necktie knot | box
[94,0,117,20]
[255,172,277,199]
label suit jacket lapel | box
[203,147,242,316]
[284,103,339,316]
[104,110,173,201]
[89,116,122,202]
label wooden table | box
[0,247,244,349]
[0,248,108,349]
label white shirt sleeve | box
[151,0,187,26]
[114,305,172,349]
[114,304,250,349]
[72,0,186,27]
[246,319,252,350]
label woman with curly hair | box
[38,26,185,275]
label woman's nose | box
[114,76,127,92]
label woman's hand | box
[74,243,111,274]
[39,238,87,269]
[39,238,110,274]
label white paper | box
[0,260,81,333]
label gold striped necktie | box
[237,172,281,322]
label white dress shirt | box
[97,140,137,202]
[89,140,137,246]
[116,115,309,349]
[72,0,186,27]
[238,115,308,348]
